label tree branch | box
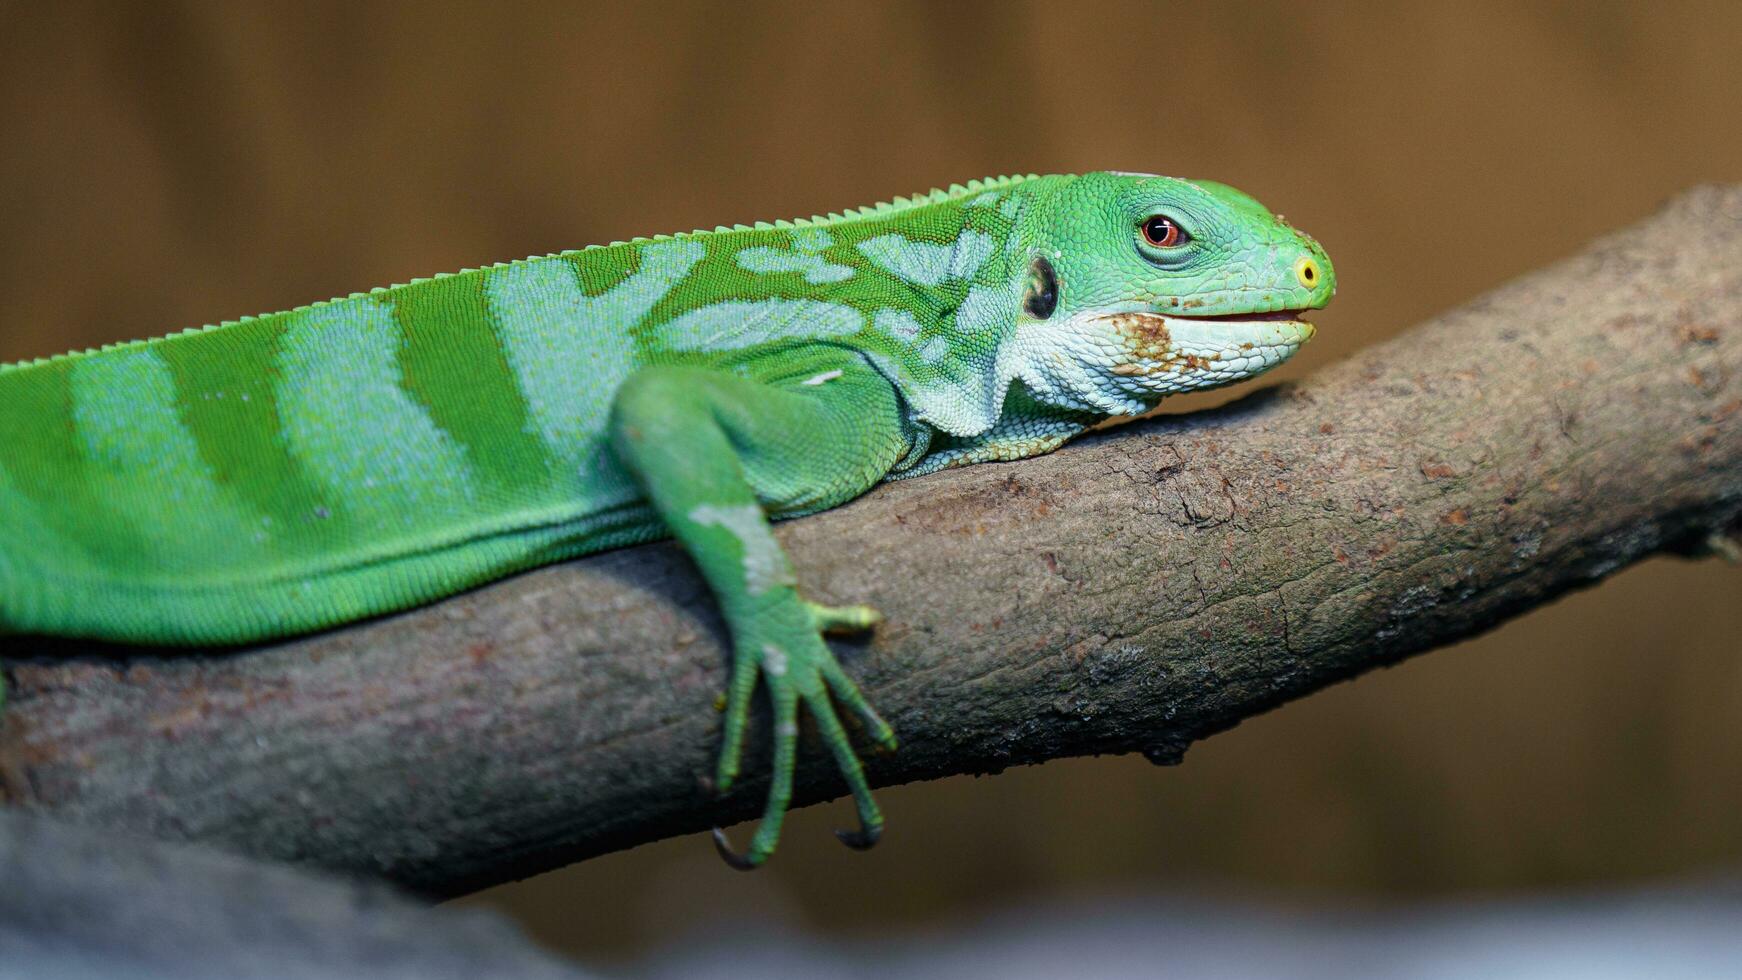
[3,186,1739,897]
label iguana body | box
[0,172,1334,865]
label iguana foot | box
[711,598,896,870]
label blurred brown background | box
[3,0,1739,963]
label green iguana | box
[0,171,1334,867]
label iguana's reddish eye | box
[1141,215,1189,248]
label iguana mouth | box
[1168,308,1311,322]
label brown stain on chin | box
[1101,312,1230,378]
[1102,312,1182,377]
[1102,312,1172,360]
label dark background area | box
[2,0,1739,964]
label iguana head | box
[1012,171,1335,414]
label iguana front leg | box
[608,350,911,868]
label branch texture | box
[3,186,1739,896]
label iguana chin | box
[0,171,1334,868]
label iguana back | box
[0,175,1039,643]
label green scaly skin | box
[0,172,1334,867]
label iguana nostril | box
[1295,257,1320,289]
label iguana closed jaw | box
[1096,310,1315,395]
[1177,307,1313,323]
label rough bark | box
[2,186,1739,897]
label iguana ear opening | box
[1023,255,1058,320]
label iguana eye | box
[1140,215,1189,249]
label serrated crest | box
[3,173,1050,371]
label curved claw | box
[711,826,762,871]
[801,686,887,855]
[834,819,883,851]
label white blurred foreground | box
[631,887,1742,980]
[4,811,1739,979]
